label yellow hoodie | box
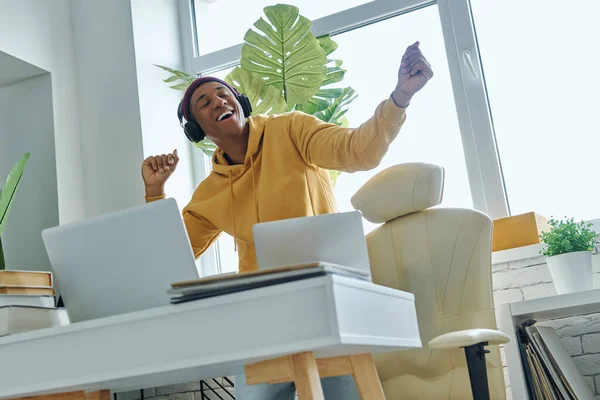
[146,97,406,273]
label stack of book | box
[0,270,69,337]
[518,321,594,399]
[168,263,370,304]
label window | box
[331,6,472,233]
[180,0,501,274]
[193,0,375,56]
[195,5,473,266]
[470,0,600,221]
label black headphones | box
[177,93,253,143]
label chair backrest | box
[352,163,505,400]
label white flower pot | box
[546,251,593,294]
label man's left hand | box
[392,41,434,107]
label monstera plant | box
[157,3,357,185]
[0,152,30,270]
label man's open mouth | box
[216,110,234,121]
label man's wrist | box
[145,184,165,197]
[391,86,412,108]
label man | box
[142,41,433,399]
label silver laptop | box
[252,211,372,280]
[41,198,199,323]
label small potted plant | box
[540,217,599,294]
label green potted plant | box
[0,152,30,270]
[156,3,357,187]
[539,217,599,294]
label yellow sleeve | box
[145,194,166,202]
[182,209,221,259]
[288,97,407,173]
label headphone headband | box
[181,77,239,122]
[176,79,253,143]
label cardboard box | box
[492,212,550,252]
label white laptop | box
[41,198,199,323]
[252,211,372,280]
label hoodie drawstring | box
[228,171,237,252]
[250,156,259,224]
[228,157,260,254]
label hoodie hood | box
[211,114,270,176]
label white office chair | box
[351,163,509,400]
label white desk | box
[0,275,420,399]
[497,288,600,399]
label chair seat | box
[428,329,510,349]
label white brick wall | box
[493,253,600,398]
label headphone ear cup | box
[183,121,205,143]
[237,94,252,118]
[178,100,205,142]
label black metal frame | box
[199,377,235,399]
[112,376,235,400]
[463,341,491,400]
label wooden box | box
[492,212,549,252]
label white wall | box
[0,0,85,224]
[0,74,57,272]
[0,0,161,222]
[70,0,146,218]
[0,51,46,88]
[131,0,195,208]
[0,0,197,215]
[0,1,197,249]
[0,0,191,221]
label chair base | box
[245,352,386,400]
[464,342,491,400]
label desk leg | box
[317,354,386,400]
[245,352,385,400]
[84,391,111,400]
[245,351,324,400]
[349,354,386,400]
[292,352,325,400]
[12,390,110,400]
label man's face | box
[190,81,246,140]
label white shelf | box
[498,288,600,400]
[510,288,600,322]
[492,243,542,265]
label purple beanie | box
[182,76,239,121]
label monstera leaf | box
[155,64,195,91]
[241,4,327,105]
[314,87,358,126]
[0,153,30,237]
[194,140,218,157]
[317,36,347,88]
[295,36,347,114]
[154,6,359,188]
[328,170,341,187]
[225,67,287,115]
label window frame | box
[178,0,510,275]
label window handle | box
[462,50,479,79]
